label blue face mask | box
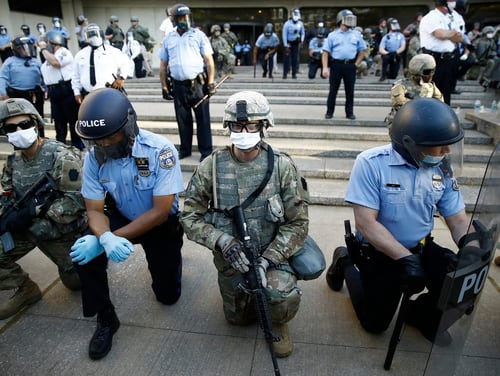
[421,154,445,167]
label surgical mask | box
[292,15,300,22]
[96,137,131,159]
[447,2,456,11]
[214,31,220,37]
[7,127,38,149]
[88,35,102,47]
[318,22,324,28]
[54,21,61,28]
[421,154,445,167]
[487,33,494,39]
[230,132,261,151]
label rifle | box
[384,292,410,370]
[193,74,230,109]
[0,173,60,252]
[231,205,281,376]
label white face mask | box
[230,132,261,151]
[88,35,102,47]
[7,127,38,149]
[447,1,456,11]
[487,33,494,39]
[292,15,300,22]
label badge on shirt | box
[432,174,443,189]
[451,178,460,191]
[135,157,150,177]
[159,147,176,169]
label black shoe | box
[346,114,356,120]
[178,152,191,160]
[451,89,461,95]
[269,75,273,79]
[199,155,209,162]
[89,308,120,360]
[282,74,287,79]
[292,74,297,79]
[324,113,333,119]
[262,71,267,78]
[378,76,386,82]
[326,246,349,291]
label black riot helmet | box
[171,3,192,31]
[36,23,46,34]
[20,24,30,36]
[11,36,36,58]
[391,98,464,165]
[47,30,64,46]
[76,88,138,145]
[0,25,7,35]
[317,27,327,39]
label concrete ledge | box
[465,110,500,145]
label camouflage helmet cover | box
[223,91,274,127]
[0,98,45,131]
[409,53,436,76]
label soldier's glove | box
[397,253,426,295]
[110,76,125,90]
[70,235,104,265]
[162,88,173,100]
[217,233,250,273]
[256,257,269,288]
[99,231,135,263]
[0,202,38,233]
[207,83,216,97]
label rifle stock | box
[231,205,281,376]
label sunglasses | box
[422,69,435,76]
[3,119,36,134]
[226,121,264,133]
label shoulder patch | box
[159,147,176,169]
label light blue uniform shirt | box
[345,144,464,249]
[308,37,324,54]
[282,19,305,46]
[379,32,405,52]
[159,28,213,81]
[0,56,43,94]
[255,33,279,49]
[323,28,366,60]
[0,33,11,47]
[82,129,184,220]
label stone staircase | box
[2,65,497,211]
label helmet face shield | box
[342,15,357,28]
[12,37,35,57]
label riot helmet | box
[264,23,273,37]
[455,0,469,14]
[0,98,45,135]
[336,9,357,28]
[47,30,64,46]
[171,4,192,31]
[11,36,36,58]
[77,15,87,25]
[408,53,436,77]
[36,23,46,34]
[0,25,7,35]
[110,15,119,23]
[317,27,327,39]
[20,24,30,36]
[76,88,139,158]
[52,17,61,28]
[389,18,401,32]
[291,8,301,22]
[85,23,103,47]
[390,98,464,167]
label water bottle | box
[474,99,481,114]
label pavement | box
[0,65,499,376]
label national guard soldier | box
[209,24,235,77]
[221,23,238,50]
[385,53,443,128]
[181,91,309,358]
[253,23,280,79]
[105,15,125,51]
[70,88,184,360]
[127,16,154,77]
[0,98,85,320]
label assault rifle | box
[231,205,281,376]
[0,173,60,252]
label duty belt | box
[422,48,455,60]
[332,58,356,64]
[173,79,195,87]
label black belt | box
[332,58,356,64]
[47,80,71,89]
[173,79,194,87]
[422,48,455,60]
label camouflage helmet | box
[223,91,274,127]
[0,98,45,134]
[482,25,495,36]
[409,53,436,76]
[110,15,119,23]
[210,24,221,34]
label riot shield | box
[423,141,500,375]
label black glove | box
[207,83,216,97]
[0,203,37,233]
[162,88,173,100]
[397,253,426,295]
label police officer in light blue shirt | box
[159,3,215,162]
[326,99,475,347]
[49,17,70,47]
[282,8,305,79]
[70,88,185,360]
[308,27,327,79]
[378,18,406,81]
[254,23,279,78]
[0,25,13,62]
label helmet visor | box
[342,15,357,28]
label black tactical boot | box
[325,246,349,291]
[89,306,120,360]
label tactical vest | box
[211,144,283,253]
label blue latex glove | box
[70,235,104,265]
[99,231,134,262]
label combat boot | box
[89,306,120,360]
[273,323,292,358]
[326,246,349,291]
[0,278,42,320]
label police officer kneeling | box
[326,98,474,347]
[70,88,184,360]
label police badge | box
[159,147,176,169]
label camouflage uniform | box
[385,78,443,128]
[181,142,309,325]
[210,35,235,77]
[0,139,86,290]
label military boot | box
[272,323,292,358]
[0,278,42,320]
